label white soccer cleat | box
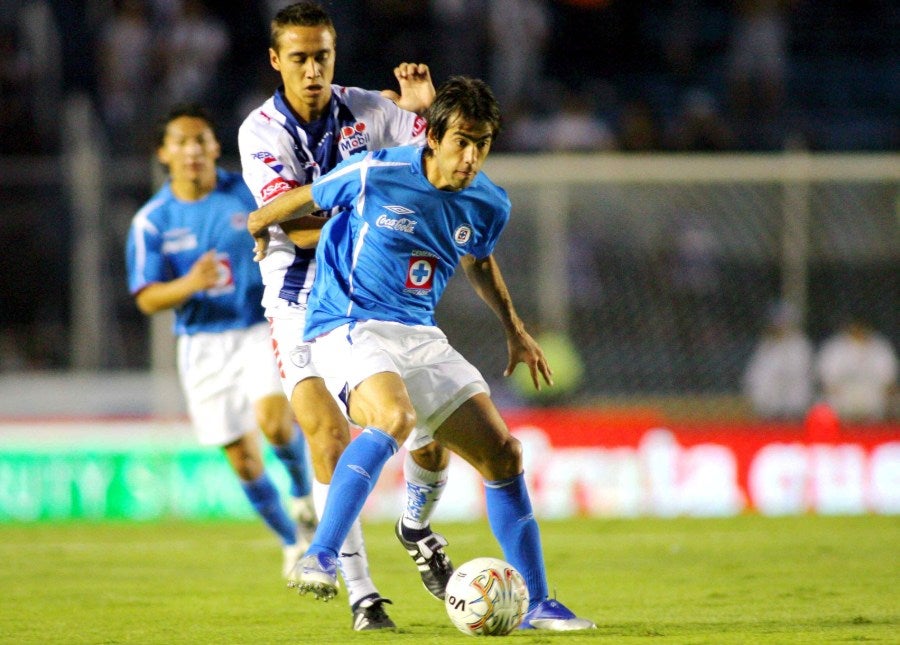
[295,552,338,601]
[519,598,597,631]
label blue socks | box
[309,427,398,557]
[272,429,312,498]
[484,472,548,608]
[241,473,296,545]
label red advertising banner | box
[365,407,900,519]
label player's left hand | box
[504,330,554,391]
[391,62,435,114]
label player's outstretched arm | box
[135,250,219,314]
[247,184,322,260]
[383,62,434,114]
[461,254,554,391]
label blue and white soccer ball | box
[444,557,529,636]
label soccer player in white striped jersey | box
[237,1,452,630]
[249,76,596,632]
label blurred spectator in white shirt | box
[544,85,616,152]
[158,0,229,107]
[743,301,814,420]
[487,0,550,114]
[816,318,897,422]
[96,0,156,150]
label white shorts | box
[177,322,282,447]
[315,320,490,450]
[268,314,349,406]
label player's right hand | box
[252,229,270,262]
[189,250,221,290]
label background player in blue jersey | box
[252,77,596,631]
[238,2,452,631]
[125,104,316,581]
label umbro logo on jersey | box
[384,205,414,215]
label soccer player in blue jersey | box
[125,104,316,580]
[250,76,596,631]
[238,1,452,630]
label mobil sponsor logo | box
[338,121,370,154]
[405,251,437,292]
[260,177,298,202]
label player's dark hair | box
[423,76,501,149]
[154,103,218,149]
[271,1,336,50]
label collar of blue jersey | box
[273,85,358,179]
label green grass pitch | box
[1,515,897,644]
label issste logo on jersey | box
[405,251,437,294]
[339,122,370,155]
[260,177,299,203]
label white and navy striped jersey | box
[238,84,427,318]
[304,145,510,340]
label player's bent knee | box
[411,441,450,470]
[369,406,417,442]
[490,435,523,480]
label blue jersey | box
[125,169,265,336]
[304,145,510,340]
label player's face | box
[269,25,336,122]
[157,116,220,185]
[425,115,494,191]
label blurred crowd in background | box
[1,0,897,158]
[0,0,896,420]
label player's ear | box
[426,129,439,152]
[269,47,281,71]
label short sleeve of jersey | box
[126,201,169,295]
[311,151,370,212]
[469,182,511,260]
[238,104,303,207]
[336,87,427,150]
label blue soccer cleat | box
[519,598,597,631]
[292,552,338,601]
